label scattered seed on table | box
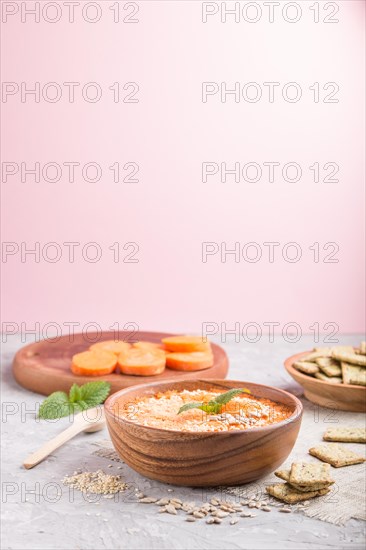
[206,517,215,524]
[248,502,256,508]
[186,516,196,522]
[139,497,157,504]
[210,498,220,506]
[214,518,222,524]
[165,504,177,515]
[240,500,249,506]
[158,507,166,513]
[193,511,205,519]
[230,518,239,525]
[156,498,169,506]
[216,511,230,518]
[135,492,145,499]
[240,512,252,518]
[262,506,271,512]
[279,508,292,513]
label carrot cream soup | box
[114,389,293,432]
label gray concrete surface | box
[1,334,365,550]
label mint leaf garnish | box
[79,381,110,407]
[213,388,251,405]
[177,388,251,415]
[176,401,204,414]
[69,383,82,403]
[38,381,111,419]
[38,391,72,419]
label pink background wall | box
[1,1,365,338]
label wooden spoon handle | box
[23,422,87,469]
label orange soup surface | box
[114,389,293,432]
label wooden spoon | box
[23,406,105,469]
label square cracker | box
[329,346,354,353]
[293,361,319,375]
[309,444,366,467]
[341,362,366,386]
[303,350,332,361]
[332,351,366,367]
[289,462,333,486]
[323,427,366,444]
[275,469,334,492]
[315,372,342,384]
[315,357,341,377]
[266,483,330,504]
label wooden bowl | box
[284,351,366,412]
[104,379,303,487]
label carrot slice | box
[161,335,211,353]
[90,340,131,355]
[133,341,167,352]
[166,352,214,371]
[71,350,117,376]
[117,349,166,376]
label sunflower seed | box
[165,504,177,515]
[279,508,292,513]
[230,518,239,525]
[156,498,169,506]
[186,516,196,522]
[216,511,230,518]
[139,497,157,504]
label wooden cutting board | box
[12,331,229,396]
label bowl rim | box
[284,350,365,390]
[104,378,303,436]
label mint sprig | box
[177,388,251,415]
[38,381,111,419]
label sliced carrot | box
[117,349,166,376]
[90,340,131,355]
[165,352,214,371]
[133,341,167,352]
[71,350,117,376]
[161,335,211,353]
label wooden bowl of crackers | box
[284,343,366,412]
